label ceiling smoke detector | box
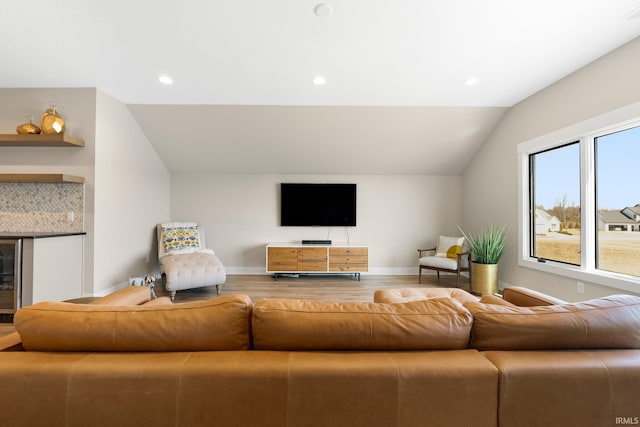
[314,3,334,18]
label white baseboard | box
[498,280,514,291]
[89,271,163,298]
[226,267,270,275]
[226,266,420,276]
[367,267,417,275]
[90,281,128,298]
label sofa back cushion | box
[466,294,640,350]
[373,287,479,304]
[15,294,252,352]
[252,297,473,351]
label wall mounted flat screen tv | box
[280,183,356,226]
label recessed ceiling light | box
[464,77,480,86]
[314,3,334,17]
[313,76,326,85]
[158,75,173,85]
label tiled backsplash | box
[0,182,84,232]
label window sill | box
[519,257,640,294]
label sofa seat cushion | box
[419,255,459,270]
[0,349,498,427]
[14,294,252,352]
[374,287,479,304]
[252,297,473,351]
[483,350,640,427]
[466,294,640,350]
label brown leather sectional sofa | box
[1,285,639,427]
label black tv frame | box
[280,183,357,227]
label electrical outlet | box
[577,282,585,294]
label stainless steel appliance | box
[0,239,21,314]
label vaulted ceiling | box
[3,1,640,174]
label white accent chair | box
[157,222,226,301]
[417,236,470,288]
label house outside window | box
[517,102,640,293]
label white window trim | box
[517,100,640,294]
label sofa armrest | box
[89,285,152,306]
[0,332,23,351]
[1,286,153,352]
[502,286,567,306]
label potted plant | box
[458,225,508,295]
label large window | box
[518,103,640,293]
[595,125,640,277]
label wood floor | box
[0,273,471,339]
[161,273,470,303]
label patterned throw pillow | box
[161,223,201,253]
[436,236,465,259]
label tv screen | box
[281,183,356,226]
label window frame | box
[528,140,581,265]
[517,101,640,293]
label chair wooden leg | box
[216,284,222,295]
[418,267,422,284]
[436,271,440,280]
[170,291,176,301]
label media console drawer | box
[266,243,368,279]
[328,247,368,272]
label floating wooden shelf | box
[0,174,85,183]
[0,134,85,147]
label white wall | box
[93,91,171,295]
[170,174,463,273]
[0,88,172,297]
[0,88,97,295]
[463,36,640,301]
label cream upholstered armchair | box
[418,235,470,288]
[157,222,226,301]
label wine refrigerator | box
[0,239,21,315]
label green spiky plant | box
[458,225,508,264]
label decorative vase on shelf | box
[41,102,65,134]
[16,116,42,134]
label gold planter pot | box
[470,262,498,295]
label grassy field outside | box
[535,230,640,277]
